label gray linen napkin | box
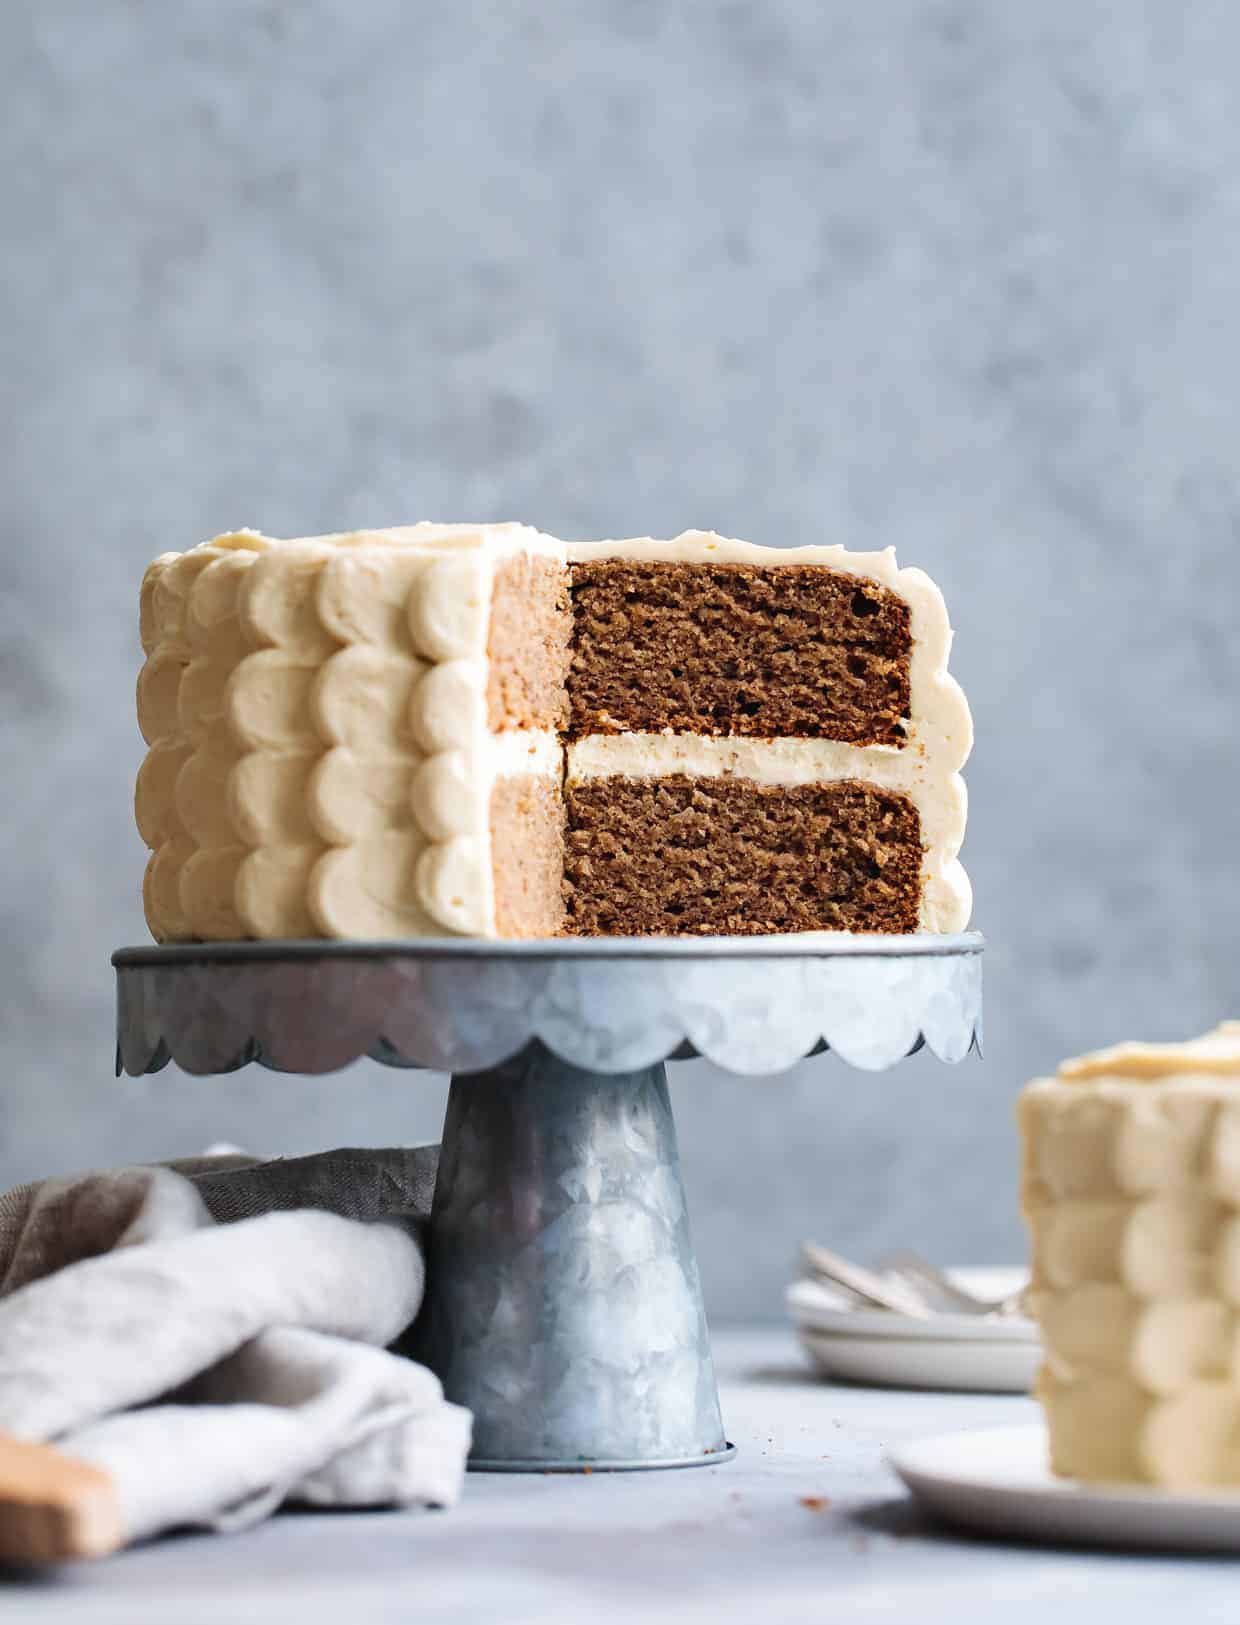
[0,1147,471,1546]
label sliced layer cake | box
[135,525,971,941]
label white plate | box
[798,1327,1039,1393]
[891,1424,1240,1552]
[788,1266,1035,1343]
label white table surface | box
[5,1327,1237,1624]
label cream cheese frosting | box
[1020,1024,1240,1486]
[137,524,564,941]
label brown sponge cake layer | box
[490,773,566,938]
[564,774,921,936]
[488,553,571,732]
[568,560,911,745]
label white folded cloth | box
[0,1147,471,1546]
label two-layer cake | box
[136,524,972,941]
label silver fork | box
[799,1241,934,1318]
[876,1249,1028,1319]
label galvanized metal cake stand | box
[112,933,983,1472]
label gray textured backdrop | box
[4,2,1239,1320]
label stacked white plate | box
[787,1266,1040,1393]
[890,1424,1240,1552]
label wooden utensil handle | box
[0,1434,121,1563]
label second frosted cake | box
[1021,1023,1240,1487]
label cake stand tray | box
[113,933,983,1472]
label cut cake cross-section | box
[563,533,970,936]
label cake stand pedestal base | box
[113,932,983,1474]
[412,1041,730,1470]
